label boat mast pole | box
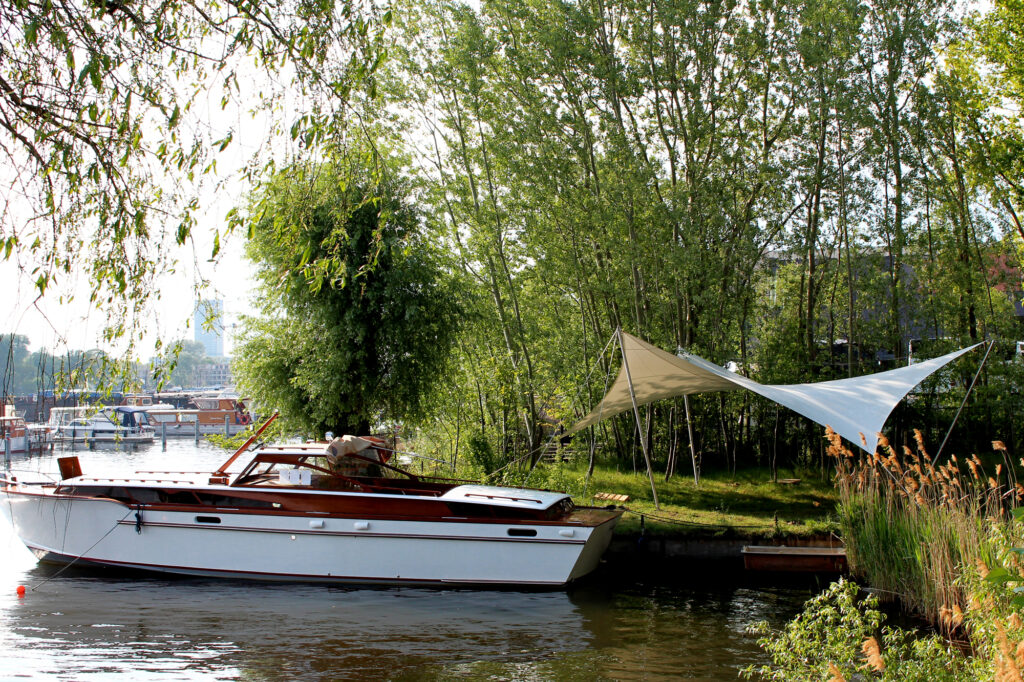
[214,410,279,476]
[618,327,660,511]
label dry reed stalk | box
[861,637,885,672]
[827,662,846,682]
[995,624,1023,682]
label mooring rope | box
[30,507,135,591]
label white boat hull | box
[2,489,618,586]
[150,422,249,438]
[54,427,154,443]
[1,435,28,453]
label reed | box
[830,427,1017,630]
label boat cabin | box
[0,415,26,439]
[108,406,153,429]
[51,440,577,522]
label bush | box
[742,579,977,681]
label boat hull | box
[2,488,619,586]
[1,435,28,453]
[148,422,249,438]
[54,425,154,444]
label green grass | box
[565,462,839,539]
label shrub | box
[742,579,977,681]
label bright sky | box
[0,210,254,359]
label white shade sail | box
[568,332,981,453]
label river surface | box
[0,440,825,680]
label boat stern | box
[564,507,623,582]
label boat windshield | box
[232,449,418,490]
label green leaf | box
[985,565,1021,585]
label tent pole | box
[618,327,660,510]
[931,340,994,467]
[683,394,699,486]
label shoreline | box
[606,531,843,562]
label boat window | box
[233,461,279,485]
[507,528,537,537]
[445,502,495,517]
[192,492,274,508]
[57,485,161,504]
[159,490,202,505]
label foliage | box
[465,432,498,477]
[8,0,1024,480]
[797,433,1024,679]
[204,415,288,451]
[150,340,209,389]
[832,426,1017,627]
[742,579,977,681]
[0,334,166,396]
[0,0,388,358]
[384,0,1024,473]
[233,149,461,437]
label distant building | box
[194,299,225,358]
[198,359,233,388]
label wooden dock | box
[741,545,847,573]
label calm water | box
[0,440,822,680]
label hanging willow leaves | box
[0,0,389,348]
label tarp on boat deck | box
[567,332,981,453]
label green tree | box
[233,151,460,437]
[0,334,33,395]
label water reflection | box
[0,442,820,680]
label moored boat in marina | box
[0,422,622,586]
[1,405,53,454]
[145,394,252,437]
[47,406,155,444]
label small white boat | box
[0,421,622,586]
[48,406,155,444]
[0,414,28,453]
[0,406,53,454]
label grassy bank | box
[529,460,839,539]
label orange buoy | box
[16,585,26,597]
